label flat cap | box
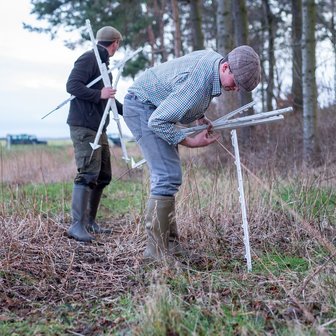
[228,45,261,92]
[96,26,122,42]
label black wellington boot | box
[87,188,112,234]
[67,184,95,242]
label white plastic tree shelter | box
[42,48,142,120]
[231,129,252,272]
[86,19,130,162]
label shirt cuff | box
[172,132,187,146]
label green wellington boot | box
[167,198,189,257]
[143,195,173,261]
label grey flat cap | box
[96,26,122,42]
[228,45,261,92]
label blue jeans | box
[123,93,182,196]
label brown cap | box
[228,45,261,92]
[96,26,122,42]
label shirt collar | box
[212,58,223,96]
[97,44,110,64]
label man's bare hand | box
[197,116,213,129]
[180,129,220,148]
[101,87,117,99]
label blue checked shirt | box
[128,50,223,145]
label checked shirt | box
[128,50,224,145]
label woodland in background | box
[1,2,334,334]
[25,0,336,165]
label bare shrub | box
[0,107,335,334]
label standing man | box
[123,45,261,261]
[66,26,123,242]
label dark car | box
[7,134,48,145]
[107,133,121,147]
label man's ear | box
[221,62,229,72]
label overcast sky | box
[0,0,132,139]
[1,2,334,140]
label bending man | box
[123,45,261,260]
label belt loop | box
[126,92,138,101]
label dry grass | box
[0,110,335,334]
[0,142,142,185]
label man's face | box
[219,62,239,91]
[109,39,121,56]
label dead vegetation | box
[0,107,335,335]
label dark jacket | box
[66,44,123,132]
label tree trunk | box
[331,0,336,104]
[146,0,168,64]
[262,0,275,111]
[154,0,168,62]
[232,0,253,143]
[291,0,303,113]
[302,0,322,165]
[216,0,238,121]
[216,0,232,56]
[171,0,182,57]
[146,25,157,66]
[190,0,204,50]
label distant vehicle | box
[107,133,135,147]
[107,133,121,147]
[7,134,48,145]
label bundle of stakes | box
[180,101,293,136]
[131,102,293,170]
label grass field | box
[0,123,335,335]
